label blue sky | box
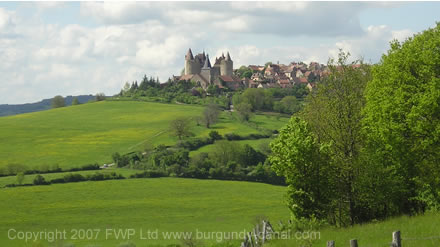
[0,1,439,104]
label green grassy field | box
[266,212,440,247]
[0,178,289,247]
[0,168,139,188]
[0,101,289,170]
[189,138,272,157]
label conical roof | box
[226,52,231,61]
[203,54,211,69]
[186,48,194,60]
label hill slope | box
[0,101,288,170]
[0,95,95,117]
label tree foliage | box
[363,23,440,213]
[235,102,253,122]
[51,95,65,108]
[202,104,221,128]
[72,97,80,105]
[271,51,378,226]
[170,117,193,140]
[95,93,106,101]
[270,117,331,220]
[270,23,440,227]
[236,66,253,79]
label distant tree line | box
[117,76,231,109]
[51,93,106,109]
[6,172,125,187]
[0,163,100,177]
[116,75,309,115]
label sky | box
[0,1,439,104]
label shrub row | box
[129,170,168,178]
[50,172,125,184]
[0,163,101,177]
[5,172,125,187]
[175,137,214,151]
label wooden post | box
[392,231,401,247]
[350,239,358,247]
[240,235,248,247]
[247,232,254,247]
[262,220,267,243]
[327,240,335,247]
[253,228,259,246]
[266,221,274,233]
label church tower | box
[200,54,212,83]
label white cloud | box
[80,2,159,25]
[230,1,309,13]
[0,2,427,105]
[0,8,13,31]
[213,17,249,32]
[391,29,414,42]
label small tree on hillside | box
[96,93,106,101]
[235,102,253,122]
[33,175,48,185]
[170,117,193,140]
[51,95,65,108]
[202,104,221,128]
[72,97,80,105]
[16,172,25,185]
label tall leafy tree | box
[270,117,331,221]
[271,51,377,226]
[363,23,440,213]
[301,51,372,226]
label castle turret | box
[220,51,233,76]
[184,48,194,75]
[185,48,202,75]
[186,48,194,60]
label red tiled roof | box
[179,74,194,81]
[248,65,264,71]
[278,79,290,84]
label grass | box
[189,138,272,157]
[0,101,289,170]
[266,212,440,247]
[0,177,289,247]
[0,167,139,188]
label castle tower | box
[220,51,233,76]
[200,54,212,83]
[184,48,194,75]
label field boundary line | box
[128,130,166,150]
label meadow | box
[266,212,440,247]
[0,178,289,247]
[0,167,138,188]
[189,138,272,157]
[0,101,289,171]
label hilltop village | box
[174,48,330,91]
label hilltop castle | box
[178,48,242,90]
